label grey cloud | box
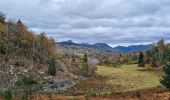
[0,0,170,46]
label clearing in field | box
[67,64,162,97]
[96,64,162,92]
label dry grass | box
[56,64,163,98]
[30,95,85,100]
[29,88,170,100]
[91,87,170,100]
[96,64,162,91]
[1,88,170,100]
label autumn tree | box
[0,12,58,65]
[35,33,49,63]
[157,38,165,64]
[0,18,8,54]
[7,19,29,53]
[145,39,166,67]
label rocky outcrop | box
[44,79,76,91]
[0,55,46,90]
[0,54,78,92]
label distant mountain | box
[58,41,114,52]
[92,43,114,52]
[113,45,151,53]
[58,40,79,46]
[58,40,151,53]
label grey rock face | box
[44,79,76,91]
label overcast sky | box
[0,0,170,47]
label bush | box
[150,61,159,67]
[127,61,138,65]
[3,90,12,100]
[82,54,89,77]
[82,63,88,77]
[138,52,145,67]
[145,64,152,70]
[82,54,97,77]
[0,38,6,54]
[48,56,56,76]
[16,76,37,86]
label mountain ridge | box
[58,40,151,53]
[114,44,152,53]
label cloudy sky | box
[0,0,170,47]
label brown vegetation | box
[91,87,170,100]
[2,87,167,100]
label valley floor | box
[1,64,169,100]
[96,64,162,91]
[33,64,169,100]
[64,64,162,95]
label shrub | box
[3,90,12,100]
[127,61,138,65]
[48,56,56,76]
[82,63,88,77]
[138,52,145,67]
[0,38,6,54]
[16,76,37,86]
[145,64,152,70]
[82,54,88,76]
[82,54,97,77]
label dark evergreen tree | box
[0,31,8,54]
[162,47,170,64]
[84,53,88,62]
[0,38,5,54]
[82,53,88,76]
[4,90,12,100]
[160,48,170,90]
[160,63,170,90]
[0,12,5,23]
[17,19,22,24]
[48,56,56,76]
[138,51,145,67]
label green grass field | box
[67,64,162,97]
[96,64,162,92]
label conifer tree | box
[161,63,170,90]
[48,56,56,76]
[0,12,5,23]
[82,53,88,76]
[138,51,145,67]
[160,48,170,90]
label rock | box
[44,79,76,91]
